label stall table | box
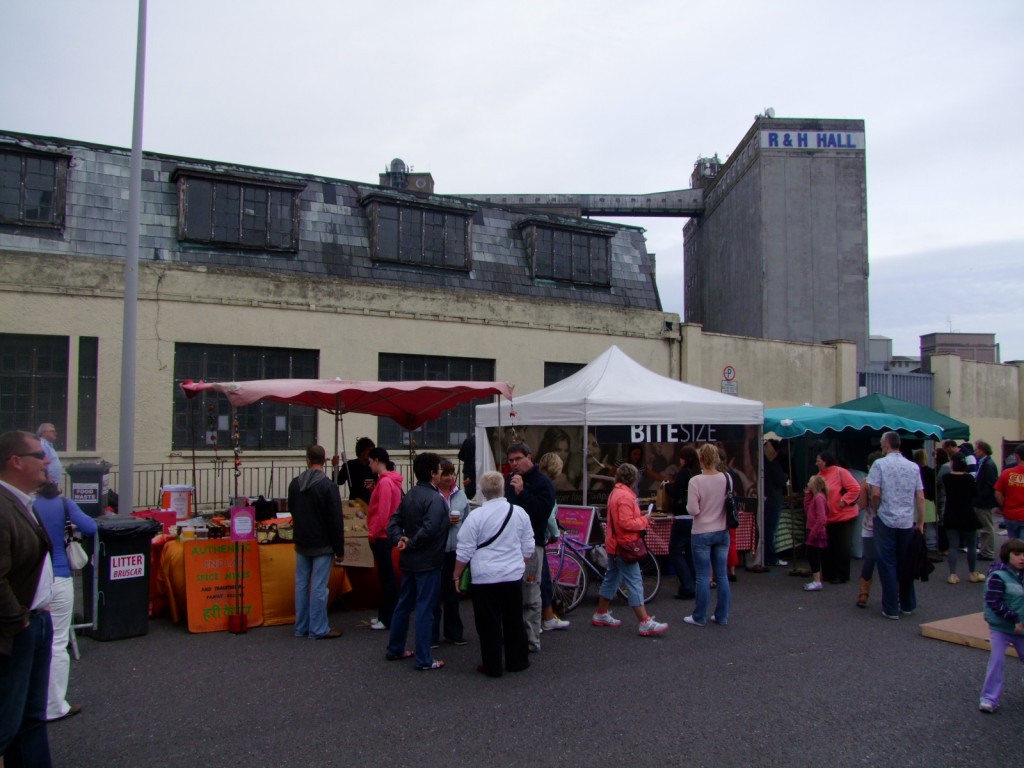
[157,539,352,629]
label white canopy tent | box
[474,346,768,563]
[476,346,763,430]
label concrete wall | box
[680,324,857,407]
[932,354,1023,455]
[0,251,677,467]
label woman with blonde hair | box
[684,444,732,627]
[536,452,570,631]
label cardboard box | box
[341,536,374,568]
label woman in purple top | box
[34,481,97,721]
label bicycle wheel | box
[550,550,588,614]
[618,552,661,603]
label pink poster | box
[546,505,596,586]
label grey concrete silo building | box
[683,116,869,366]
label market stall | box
[832,393,970,440]
[474,346,766,560]
[763,404,945,561]
[169,377,514,632]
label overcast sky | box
[3,0,1022,360]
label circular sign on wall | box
[723,365,737,382]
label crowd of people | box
[5,427,1023,767]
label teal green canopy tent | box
[832,393,969,441]
[764,404,944,440]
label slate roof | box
[0,131,662,311]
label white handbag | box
[63,499,90,570]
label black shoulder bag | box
[460,503,514,591]
[724,473,740,529]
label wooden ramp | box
[921,612,1020,658]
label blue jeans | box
[874,519,916,616]
[294,552,332,638]
[692,529,731,625]
[597,555,645,608]
[0,611,53,766]
[387,569,441,668]
[1005,520,1024,540]
[860,536,877,580]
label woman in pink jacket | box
[366,447,404,630]
[813,451,861,584]
[590,463,667,636]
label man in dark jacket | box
[974,441,1000,560]
[0,430,55,765]
[386,452,448,670]
[505,441,556,653]
[288,445,345,639]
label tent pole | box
[339,414,351,498]
[748,426,768,572]
[582,416,589,507]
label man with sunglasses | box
[1,430,55,766]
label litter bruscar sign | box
[110,554,145,580]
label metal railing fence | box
[101,458,416,513]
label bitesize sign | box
[595,424,747,443]
[110,554,145,580]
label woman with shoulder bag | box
[453,471,535,677]
[684,444,732,627]
[33,480,97,721]
[591,463,667,636]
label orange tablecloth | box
[157,539,352,628]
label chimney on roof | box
[380,157,434,195]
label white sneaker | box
[369,618,387,631]
[803,581,823,592]
[542,617,570,631]
[591,612,622,627]
[638,617,668,636]
[979,701,996,713]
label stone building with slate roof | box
[0,130,688,472]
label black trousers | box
[822,518,856,583]
[471,580,529,677]
[370,538,398,627]
[669,517,696,594]
[432,551,464,643]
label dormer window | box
[518,218,613,287]
[174,169,302,251]
[0,148,68,229]
[362,192,472,271]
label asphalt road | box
[50,561,1020,768]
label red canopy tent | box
[181,378,513,430]
[180,378,514,494]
